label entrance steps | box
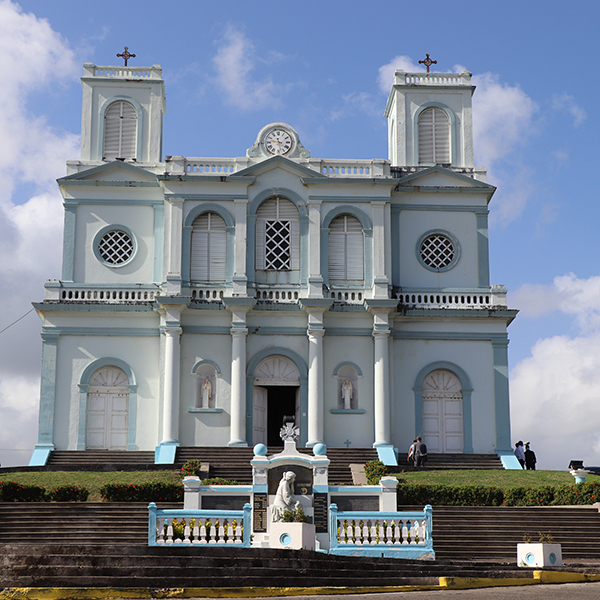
[0,543,536,588]
[176,446,379,484]
[400,453,504,471]
[403,505,600,562]
[3,503,600,565]
[44,450,158,471]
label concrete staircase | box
[44,450,158,471]
[176,446,379,484]
[403,505,600,562]
[397,453,504,471]
[0,544,534,589]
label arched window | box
[418,107,450,165]
[422,369,463,453]
[328,214,364,282]
[103,101,137,160]
[255,197,300,271]
[190,212,227,282]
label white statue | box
[271,471,300,522]
[201,377,212,408]
[342,378,353,410]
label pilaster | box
[307,199,323,297]
[166,198,184,295]
[233,198,249,296]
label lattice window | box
[97,230,134,265]
[419,234,455,270]
[265,220,291,270]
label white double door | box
[87,388,129,450]
[422,370,463,453]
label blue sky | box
[0,0,598,469]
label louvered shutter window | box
[418,108,450,165]
[191,212,227,282]
[329,215,364,281]
[255,197,299,271]
[104,101,137,160]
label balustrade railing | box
[396,286,507,309]
[254,287,304,303]
[329,504,433,556]
[190,287,225,302]
[395,71,471,87]
[328,289,366,304]
[83,64,161,79]
[45,282,157,304]
[148,503,252,547]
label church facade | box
[30,62,518,467]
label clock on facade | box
[265,128,293,155]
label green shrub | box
[503,485,556,506]
[48,485,89,502]
[397,483,504,506]
[0,481,48,502]
[552,482,600,505]
[280,506,310,523]
[181,460,202,477]
[100,482,183,502]
[201,477,240,486]
[364,460,388,485]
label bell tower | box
[79,61,166,164]
[384,67,475,168]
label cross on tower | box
[117,46,136,66]
[419,53,437,73]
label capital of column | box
[307,327,325,339]
[230,327,248,337]
[163,326,182,337]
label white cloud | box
[212,25,284,112]
[0,1,79,467]
[377,55,424,93]
[510,273,600,469]
[330,92,380,122]
[552,92,587,127]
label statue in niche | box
[271,471,301,522]
[342,378,353,410]
[201,377,212,408]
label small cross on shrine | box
[344,439,352,448]
[418,53,437,73]
[117,46,136,66]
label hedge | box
[396,481,600,507]
[0,481,88,502]
[100,482,183,502]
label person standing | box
[525,442,537,470]
[407,439,417,464]
[514,440,525,469]
[414,436,428,467]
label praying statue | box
[271,471,300,522]
[342,378,353,410]
[201,377,212,408]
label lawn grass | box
[1,468,580,502]
[389,469,576,488]
[0,470,183,501]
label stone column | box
[224,298,255,447]
[371,201,390,299]
[232,198,248,296]
[366,300,397,448]
[162,325,182,444]
[301,300,332,447]
[166,198,184,295]
[307,199,323,298]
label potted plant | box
[517,532,562,567]
[269,506,316,551]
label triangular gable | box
[58,161,158,184]
[396,166,495,191]
[234,155,326,179]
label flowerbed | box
[0,481,88,502]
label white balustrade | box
[254,288,305,303]
[396,287,507,309]
[148,503,251,547]
[53,287,156,303]
[395,71,471,87]
[330,506,433,554]
[328,289,366,304]
[190,288,225,302]
[84,64,161,79]
[185,160,238,174]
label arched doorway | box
[86,366,129,450]
[422,369,463,453]
[253,355,300,446]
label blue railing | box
[148,502,252,547]
[329,504,434,559]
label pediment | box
[58,161,158,184]
[234,155,326,180]
[396,166,495,190]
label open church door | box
[253,386,268,445]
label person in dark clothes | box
[525,442,537,470]
[414,436,428,467]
